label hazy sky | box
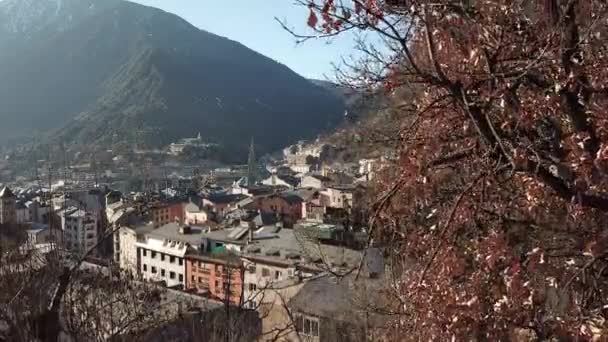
[131,0,360,79]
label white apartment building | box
[115,223,155,276]
[59,207,98,254]
[184,202,208,225]
[135,223,204,288]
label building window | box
[161,269,165,277]
[170,272,176,279]
[261,268,270,277]
[160,254,165,261]
[215,265,221,273]
[249,283,257,291]
[170,256,175,263]
[296,316,319,337]
[179,274,183,282]
[151,266,157,274]
[143,264,147,272]
[192,275,195,282]
[247,265,256,273]
[215,280,220,288]
[275,271,282,280]
[151,251,157,258]
[178,258,183,266]
[198,277,204,283]
[142,249,147,257]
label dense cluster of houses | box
[108,143,389,339]
[0,141,391,341]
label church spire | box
[247,137,257,186]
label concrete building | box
[255,278,306,340]
[320,186,354,210]
[16,201,30,224]
[300,175,330,189]
[25,200,50,224]
[135,223,206,288]
[115,223,155,275]
[0,186,16,224]
[287,274,388,342]
[240,227,371,310]
[185,253,244,305]
[292,189,325,222]
[202,193,248,219]
[261,174,300,189]
[184,202,208,225]
[151,201,185,227]
[253,193,304,226]
[168,133,217,156]
[289,164,313,175]
[59,207,98,254]
[358,158,377,177]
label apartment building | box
[185,253,244,305]
[135,222,205,288]
[59,207,98,254]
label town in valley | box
[0,135,390,341]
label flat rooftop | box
[147,222,208,245]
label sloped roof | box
[277,175,300,187]
[184,202,201,213]
[280,193,304,205]
[310,174,332,182]
[107,201,126,211]
[205,193,247,205]
[0,186,14,199]
[288,274,389,327]
[288,188,319,202]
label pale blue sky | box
[131,0,359,79]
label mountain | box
[309,79,362,108]
[0,0,345,156]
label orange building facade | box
[185,254,244,305]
